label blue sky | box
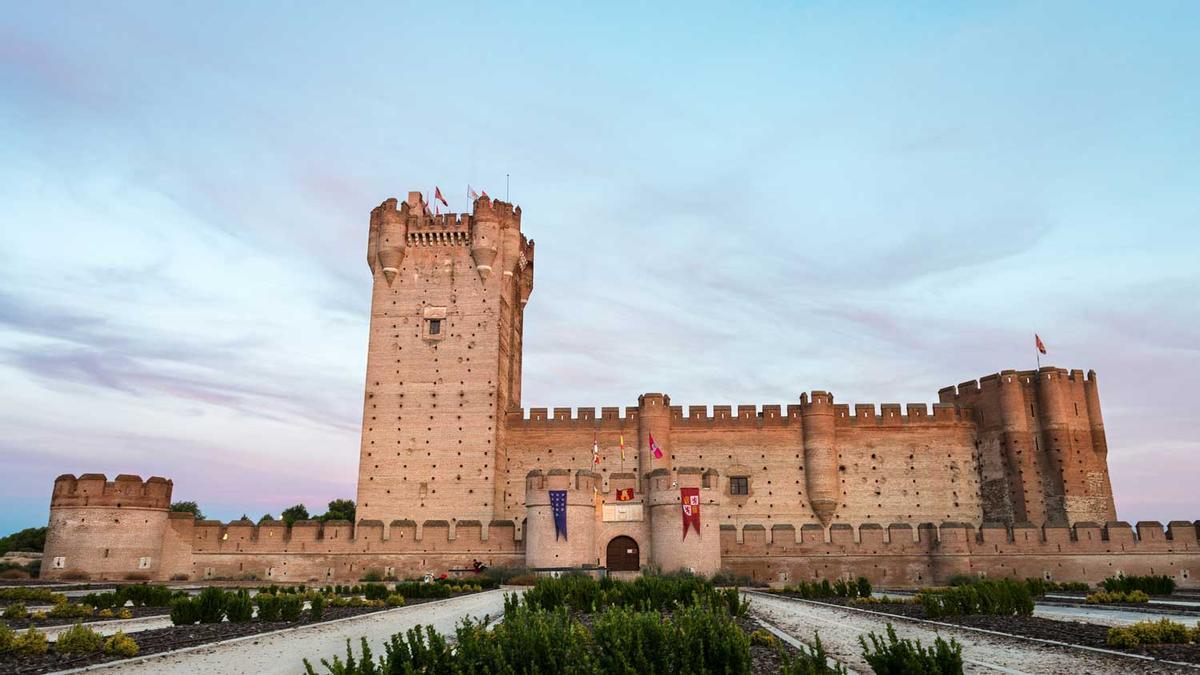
[1,2,1198,533]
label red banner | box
[680,487,701,539]
[616,487,635,501]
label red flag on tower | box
[592,431,600,465]
[1035,334,1047,355]
[468,185,479,200]
[435,187,448,207]
[649,433,664,459]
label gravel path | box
[67,589,511,675]
[39,615,172,640]
[1035,604,1197,627]
[747,591,1194,674]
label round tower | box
[42,474,173,581]
[370,197,408,284]
[801,391,838,526]
[646,467,720,575]
[638,393,672,476]
[524,469,598,570]
[997,371,1046,524]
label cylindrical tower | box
[638,393,672,477]
[997,371,1046,524]
[646,467,720,575]
[42,474,173,581]
[373,197,408,284]
[801,391,838,526]
[523,469,598,570]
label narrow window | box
[730,477,749,495]
[429,319,442,335]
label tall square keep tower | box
[355,193,534,528]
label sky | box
[1,2,1197,534]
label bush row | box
[1085,590,1150,604]
[919,579,1034,618]
[170,588,306,625]
[517,573,746,616]
[1106,619,1200,648]
[82,584,180,610]
[1101,575,1175,596]
[0,588,66,605]
[781,578,872,600]
[304,602,753,675]
[0,623,138,658]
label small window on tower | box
[429,319,442,335]
[730,476,749,496]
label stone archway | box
[606,535,640,572]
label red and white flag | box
[649,433,664,459]
[1035,334,1047,355]
[681,487,701,538]
[434,187,449,207]
[468,185,479,200]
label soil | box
[0,599,452,675]
[785,595,1200,667]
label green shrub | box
[98,608,114,618]
[118,607,133,619]
[48,602,94,619]
[748,628,777,647]
[0,623,14,653]
[226,590,254,622]
[361,583,388,601]
[54,622,104,654]
[310,594,326,621]
[859,624,963,674]
[1085,590,1149,604]
[780,632,847,675]
[782,577,872,600]
[3,602,28,620]
[0,588,66,605]
[518,573,745,615]
[1102,574,1175,595]
[103,631,139,657]
[169,597,199,626]
[81,591,123,610]
[123,584,174,607]
[195,587,227,624]
[919,579,1034,618]
[13,627,48,655]
[280,594,304,622]
[385,594,405,607]
[392,581,452,599]
[1106,626,1139,648]
[361,569,384,582]
[256,593,282,622]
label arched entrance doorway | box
[606,536,640,572]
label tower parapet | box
[44,473,173,580]
[523,469,598,569]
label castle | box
[41,193,1200,587]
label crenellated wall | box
[40,192,1185,587]
[720,520,1200,588]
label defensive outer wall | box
[40,192,1200,586]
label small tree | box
[258,514,276,524]
[170,502,205,521]
[319,499,356,523]
[281,504,310,527]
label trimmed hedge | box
[1102,575,1175,596]
[919,579,1034,618]
[782,577,872,600]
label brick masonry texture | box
[40,192,1200,586]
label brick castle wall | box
[38,191,1190,586]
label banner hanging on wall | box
[680,487,701,539]
[550,490,568,541]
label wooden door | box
[606,536,640,572]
